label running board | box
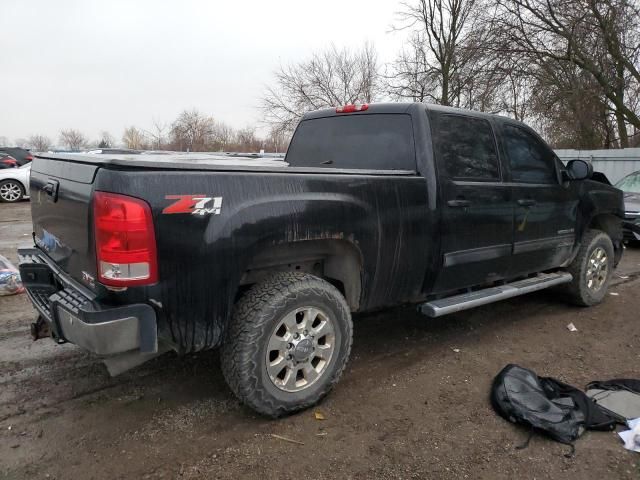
[419,272,573,318]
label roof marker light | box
[336,103,369,113]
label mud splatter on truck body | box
[19,103,624,397]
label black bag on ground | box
[587,379,640,394]
[586,379,640,422]
[541,377,617,431]
[491,364,616,448]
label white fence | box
[555,148,640,184]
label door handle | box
[447,199,471,208]
[517,198,536,207]
[42,180,59,202]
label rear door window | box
[503,124,558,184]
[432,114,500,181]
[286,114,416,170]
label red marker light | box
[336,103,369,113]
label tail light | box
[25,154,33,162]
[1,158,17,167]
[93,191,158,286]
[336,103,369,113]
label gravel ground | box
[1,201,640,480]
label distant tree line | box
[13,111,289,153]
[120,111,288,153]
[263,0,640,149]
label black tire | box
[564,229,615,306]
[0,180,25,203]
[220,272,353,417]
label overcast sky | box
[1,0,406,145]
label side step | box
[419,272,573,318]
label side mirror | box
[565,159,593,181]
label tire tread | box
[220,272,353,417]
[564,229,614,306]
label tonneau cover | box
[35,152,289,171]
[35,153,416,175]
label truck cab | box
[286,103,624,297]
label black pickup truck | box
[19,103,625,416]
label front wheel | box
[220,272,353,417]
[564,229,615,306]
[0,180,25,203]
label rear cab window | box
[285,114,416,170]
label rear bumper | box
[18,248,158,356]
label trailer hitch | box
[30,315,51,341]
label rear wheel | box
[0,180,24,203]
[221,272,353,417]
[564,229,614,306]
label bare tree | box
[233,127,262,152]
[388,0,499,109]
[490,60,534,122]
[28,134,51,151]
[386,32,434,103]
[170,109,215,152]
[122,126,147,150]
[262,43,381,134]
[210,121,235,151]
[97,131,115,149]
[59,129,87,150]
[264,128,290,153]
[528,64,616,148]
[145,118,168,150]
[495,0,640,146]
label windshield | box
[616,172,640,193]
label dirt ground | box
[1,201,640,480]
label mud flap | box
[30,315,51,341]
[102,343,171,376]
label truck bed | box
[27,153,428,354]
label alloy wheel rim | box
[0,182,21,201]
[265,306,336,393]
[586,246,608,292]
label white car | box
[0,163,30,203]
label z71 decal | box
[162,195,223,216]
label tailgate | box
[29,158,98,287]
